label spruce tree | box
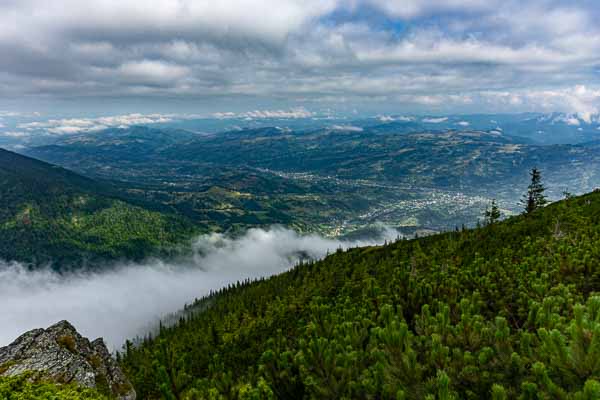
[484,200,501,225]
[522,168,547,214]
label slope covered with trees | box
[122,189,600,399]
[0,148,195,267]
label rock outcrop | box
[0,320,135,399]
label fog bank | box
[0,227,398,349]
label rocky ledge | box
[0,320,135,399]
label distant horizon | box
[0,109,597,124]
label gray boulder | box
[0,320,135,399]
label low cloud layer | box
[329,124,364,132]
[16,113,178,135]
[0,227,398,350]
[213,108,315,120]
[422,117,448,123]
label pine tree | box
[521,168,547,214]
[484,200,501,225]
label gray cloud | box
[0,226,399,350]
[0,0,599,114]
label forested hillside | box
[0,148,195,267]
[122,190,600,399]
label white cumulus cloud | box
[422,117,448,123]
[329,124,364,132]
[214,108,315,119]
[481,85,600,123]
[18,113,176,134]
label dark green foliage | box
[521,168,547,214]
[122,190,600,399]
[0,148,196,268]
[564,190,574,200]
[484,199,501,225]
[0,373,107,399]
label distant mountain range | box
[361,112,600,145]
[21,123,600,239]
[2,112,600,151]
[4,115,600,265]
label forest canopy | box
[121,188,600,399]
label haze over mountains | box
[3,111,600,149]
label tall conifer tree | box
[522,168,547,213]
[484,199,501,224]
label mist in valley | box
[0,226,399,350]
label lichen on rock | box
[0,320,135,399]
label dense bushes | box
[122,191,600,399]
[0,373,107,399]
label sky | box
[0,0,600,117]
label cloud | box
[422,117,448,123]
[0,1,599,114]
[329,124,364,132]
[0,131,29,138]
[0,226,399,349]
[457,121,470,126]
[481,85,600,122]
[378,115,414,122]
[213,108,315,119]
[564,116,580,126]
[18,113,176,134]
[0,1,337,48]
[0,111,40,118]
[117,60,191,86]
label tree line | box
[485,167,550,226]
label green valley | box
[23,125,600,238]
